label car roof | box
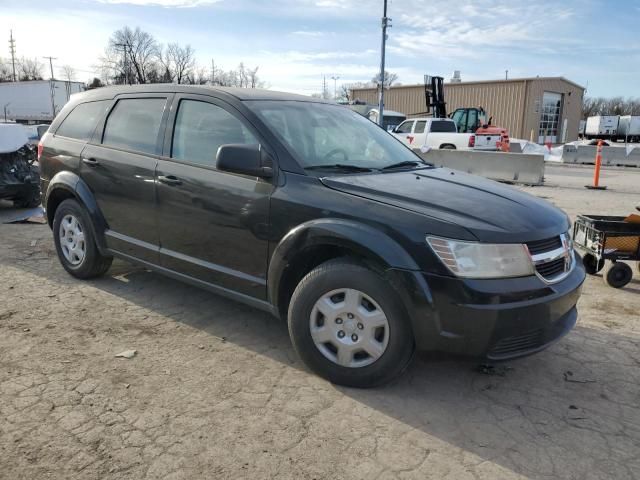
[74,84,327,103]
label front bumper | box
[393,251,585,360]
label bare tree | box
[162,43,195,84]
[18,57,44,81]
[60,65,76,82]
[582,96,640,117]
[100,26,160,84]
[371,70,398,88]
[0,58,13,82]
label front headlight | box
[427,236,535,279]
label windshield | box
[247,101,424,170]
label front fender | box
[267,218,420,307]
[46,171,109,253]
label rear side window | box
[56,101,108,141]
[102,98,166,155]
[171,100,257,166]
[430,120,457,133]
[414,121,426,134]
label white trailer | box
[0,80,84,123]
[585,115,619,140]
[617,115,640,143]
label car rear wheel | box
[287,259,414,388]
[603,261,632,288]
[53,199,112,279]
[440,144,456,150]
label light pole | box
[377,0,391,127]
[331,75,340,99]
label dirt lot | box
[1,164,639,480]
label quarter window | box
[171,100,257,166]
[102,98,166,155]
[56,101,109,141]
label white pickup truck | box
[391,117,475,150]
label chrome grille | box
[526,236,562,255]
[526,234,573,283]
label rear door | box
[80,94,171,262]
[155,94,273,299]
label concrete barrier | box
[559,144,640,167]
[414,149,545,185]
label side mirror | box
[216,144,273,178]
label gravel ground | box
[1,164,639,480]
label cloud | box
[291,31,326,37]
[96,0,221,7]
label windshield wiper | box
[304,164,374,173]
[381,160,427,171]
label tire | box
[287,259,414,388]
[52,198,112,279]
[603,261,632,289]
[440,144,456,150]
[582,253,604,275]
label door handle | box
[82,157,99,166]
[157,175,182,186]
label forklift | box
[423,75,510,152]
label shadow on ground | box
[9,249,640,479]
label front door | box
[80,95,170,262]
[155,95,272,300]
[394,120,415,146]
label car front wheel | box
[288,259,414,388]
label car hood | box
[320,167,570,243]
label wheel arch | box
[268,219,419,319]
[45,171,109,253]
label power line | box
[114,43,131,85]
[9,30,16,82]
[377,0,391,126]
[42,56,58,80]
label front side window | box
[102,98,166,155]
[171,100,257,166]
[249,101,425,170]
[56,100,109,141]
[395,120,414,133]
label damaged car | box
[0,123,41,208]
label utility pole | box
[9,30,17,81]
[331,75,340,100]
[211,59,215,85]
[322,75,327,99]
[114,43,130,85]
[43,56,57,80]
[42,56,58,117]
[377,0,391,127]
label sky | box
[1,0,639,97]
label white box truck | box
[585,115,619,140]
[617,115,640,143]
[0,80,84,123]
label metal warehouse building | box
[351,77,585,143]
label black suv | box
[40,86,585,387]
